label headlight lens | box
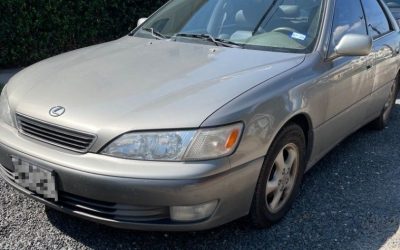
[101,123,243,161]
[102,131,196,161]
[0,87,14,127]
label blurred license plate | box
[11,157,58,201]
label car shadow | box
[46,97,400,249]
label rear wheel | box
[371,76,399,130]
[250,123,306,228]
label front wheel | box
[249,123,306,228]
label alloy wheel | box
[265,143,299,213]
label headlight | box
[0,87,14,127]
[101,123,243,161]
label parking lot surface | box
[1,98,400,250]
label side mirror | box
[137,18,147,27]
[334,34,372,57]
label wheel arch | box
[277,112,314,163]
[395,70,400,97]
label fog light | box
[170,200,218,222]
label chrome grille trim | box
[16,114,96,153]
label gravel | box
[1,99,400,250]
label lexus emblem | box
[49,106,66,117]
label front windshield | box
[134,0,324,53]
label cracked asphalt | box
[1,97,400,250]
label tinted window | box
[361,0,392,39]
[383,0,400,8]
[329,0,367,54]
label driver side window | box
[328,0,368,55]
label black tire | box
[44,205,52,212]
[249,123,306,228]
[370,76,399,130]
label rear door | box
[360,0,400,118]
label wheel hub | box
[279,168,291,191]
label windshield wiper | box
[141,27,167,40]
[173,33,243,48]
[214,37,244,48]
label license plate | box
[11,157,58,201]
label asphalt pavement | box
[1,98,400,250]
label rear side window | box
[361,0,392,39]
[329,0,367,54]
[383,0,400,8]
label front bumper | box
[0,124,263,231]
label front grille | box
[16,114,96,153]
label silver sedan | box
[0,0,399,231]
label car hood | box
[7,36,304,140]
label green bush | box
[0,0,167,68]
